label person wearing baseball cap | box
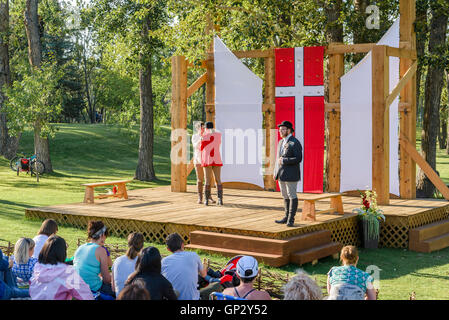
[273,120,303,227]
[222,256,271,300]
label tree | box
[416,1,448,197]
[24,0,54,172]
[89,0,169,181]
[0,0,20,159]
[3,63,62,148]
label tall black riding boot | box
[287,198,298,227]
[197,181,203,204]
[217,184,223,206]
[204,185,211,206]
[275,199,290,224]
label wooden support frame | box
[171,0,421,200]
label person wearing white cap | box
[222,256,271,300]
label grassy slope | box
[1,123,449,300]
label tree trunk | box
[447,71,449,155]
[416,5,448,197]
[24,0,52,172]
[134,19,156,182]
[415,0,428,125]
[0,0,20,159]
[352,0,370,64]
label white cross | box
[275,47,324,192]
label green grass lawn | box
[1,123,449,300]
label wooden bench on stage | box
[298,193,344,221]
[82,180,132,204]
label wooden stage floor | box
[25,185,449,247]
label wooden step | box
[290,242,342,266]
[409,232,449,253]
[189,230,332,256]
[409,218,449,243]
[185,244,289,267]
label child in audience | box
[30,235,93,300]
[283,269,323,300]
[112,232,144,296]
[117,281,150,300]
[327,245,376,300]
[0,249,30,300]
[11,238,37,284]
[32,219,58,259]
[222,255,271,300]
[127,246,177,300]
[73,221,115,299]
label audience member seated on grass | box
[283,269,323,300]
[11,237,38,285]
[112,232,144,297]
[32,219,58,259]
[161,233,207,300]
[222,256,271,300]
[0,249,30,300]
[73,221,115,299]
[327,245,376,300]
[30,235,93,300]
[117,281,150,300]
[126,246,177,300]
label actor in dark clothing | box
[126,247,177,300]
[273,120,303,227]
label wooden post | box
[170,55,188,192]
[325,45,344,192]
[371,45,390,205]
[399,0,417,199]
[264,51,276,190]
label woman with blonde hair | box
[112,232,145,296]
[327,245,376,300]
[11,238,38,284]
[283,269,323,300]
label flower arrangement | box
[352,189,385,240]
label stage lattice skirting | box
[25,186,449,249]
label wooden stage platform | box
[25,185,449,249]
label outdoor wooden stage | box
[25,185,449,249]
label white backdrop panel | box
[214,37,265,188]
[340,19,400,195]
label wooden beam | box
[325,102,341,112]
[371,45,390,205]
[399,133,449,200]
[399,0,417,199]
[187,73,207,98]
[386,46,417,60]
[262,103,275,113]
[207,49,274,61]
[263,54,276,191]
[170,55,188,192]
[385,61,417,108]
[325,49,344,193]
[187,158,195,177]
[325,43,376,55]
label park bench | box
[82,180,132,204]
[297,193,344,222]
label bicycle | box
[10,154,45,179]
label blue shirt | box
[328,265,374,292]
[12,257,37,283]
[73,243,102,292]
